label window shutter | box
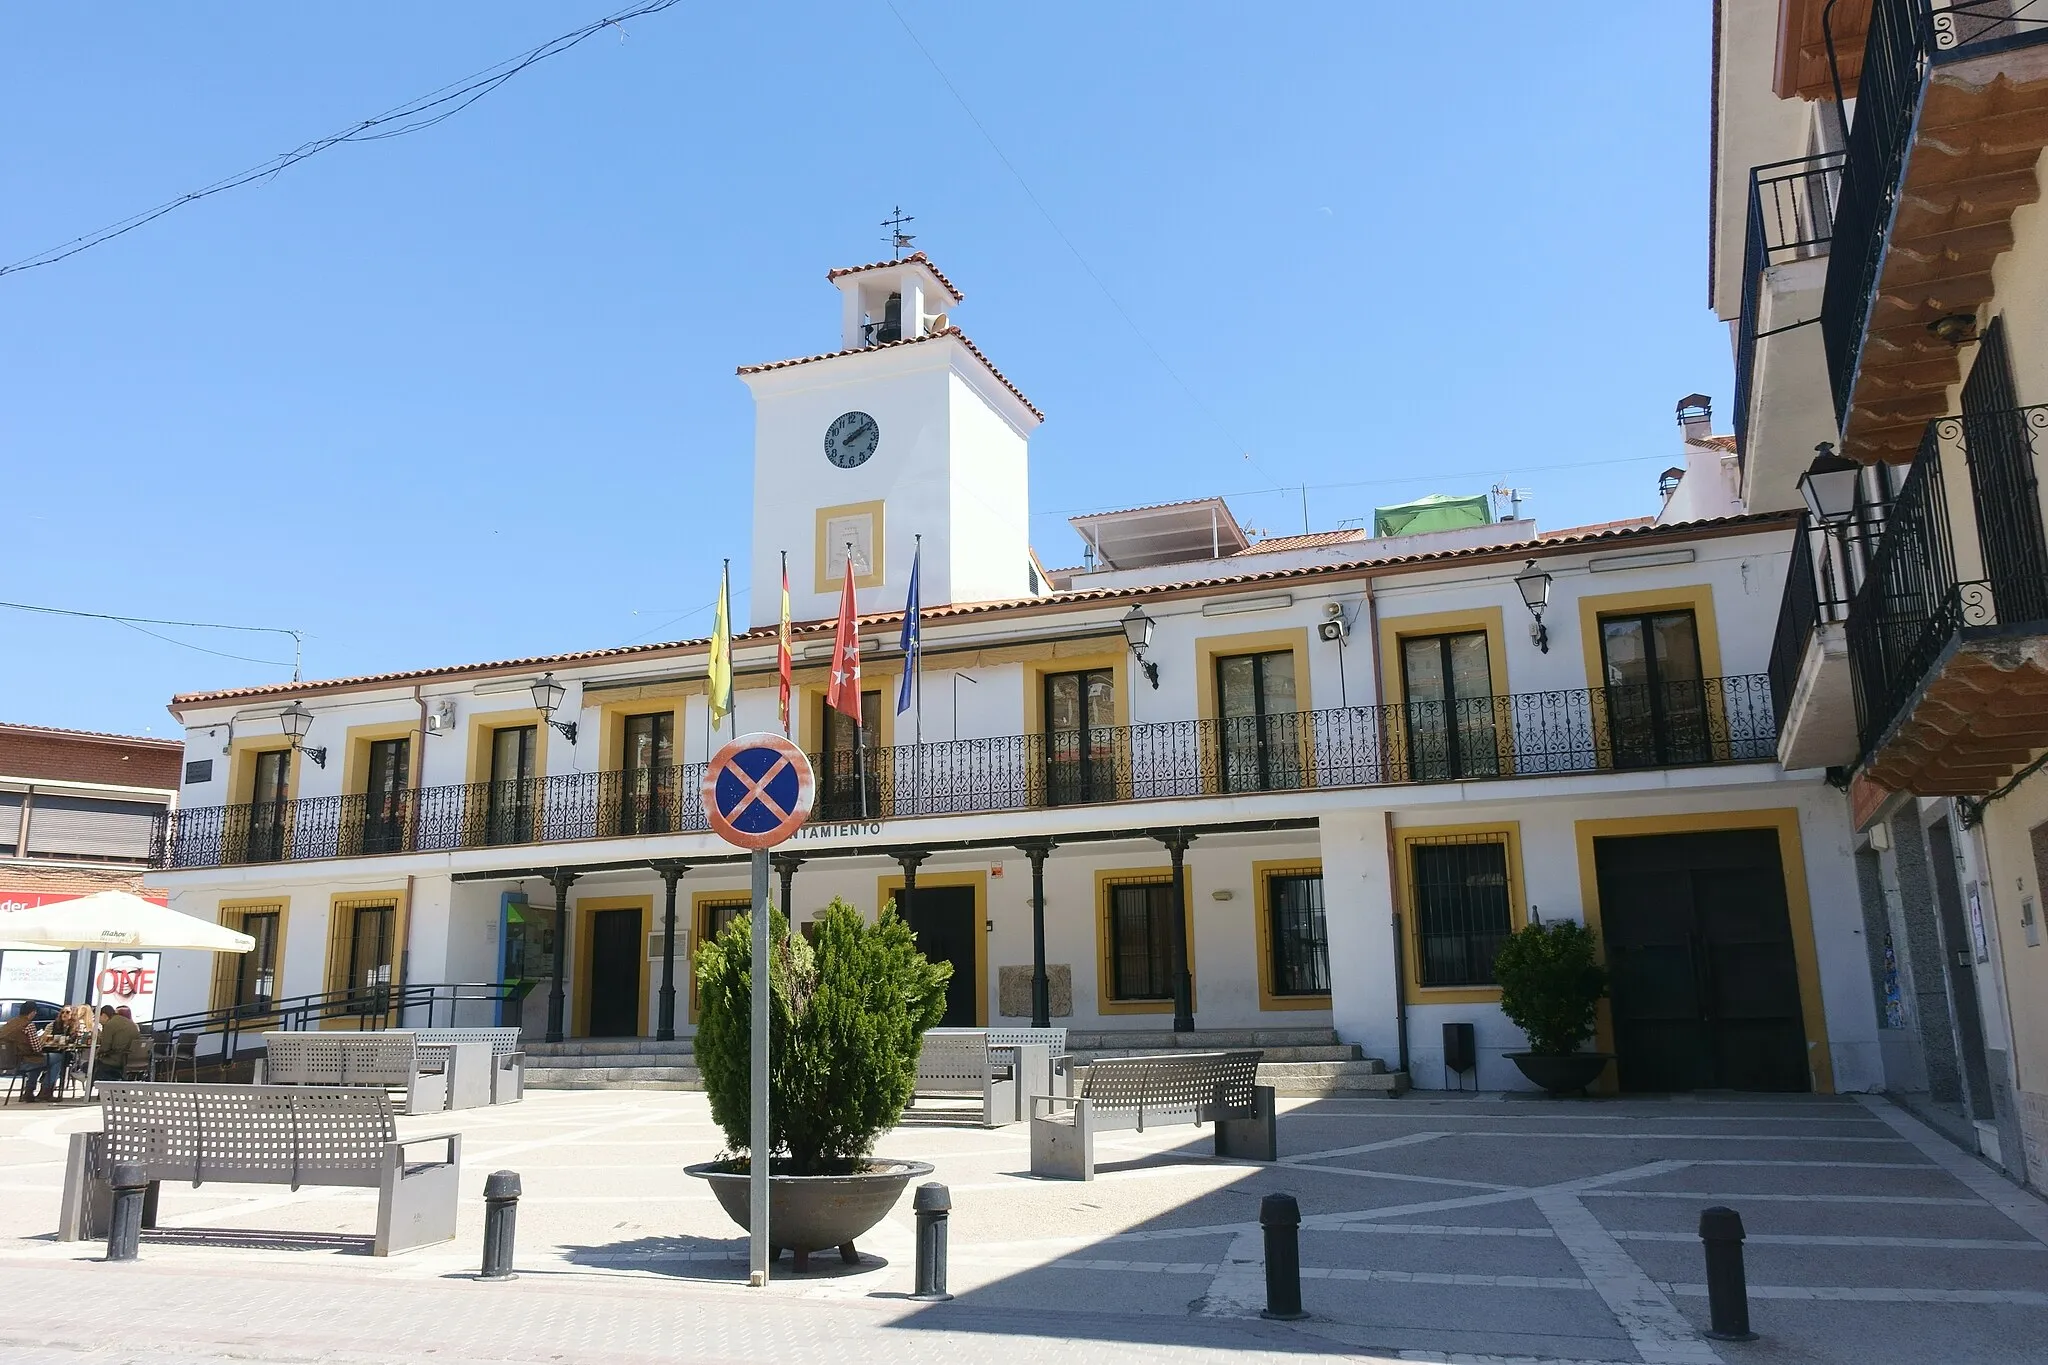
[22,794,160,861]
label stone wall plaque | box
[997,964,1071,1019]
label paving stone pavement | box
[4,1088,2047,1363]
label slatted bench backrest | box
[97,1082,396,1189]
[264,1032,424,1086]
[390,1028,520,1058]
[984,1027,1066,1054]
[1079,1050,1262,1123]
[917,1033,1000,1088]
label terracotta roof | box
[167,512,1798,712]
[737,327,1041,420]
[1236,529,1366,554]
[1539,516,1656,540]
[1686,434,1738,453]
[824,252,965,303]
[0,721,180,750]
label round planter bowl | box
[686,1159,933,1272]
[1505,1052,1614,1096]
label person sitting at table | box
[0,1002,50,1101]
[39,1004,94,1100]
[95,1005,140,1082]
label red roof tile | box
[1686,434,1738,453]
[1539,517,1656,540]
[167,512,1797,711]
[824,252,965,303]
[737,327,1041,420]
[0,721,181,750]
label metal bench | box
[260,1032,449,1115]
[385,1028,524,1106]
[57,1082,461,1256]
[1028,1049,1276,1180]
[912,1030,1047,1127]
[984,1027,1072,1092]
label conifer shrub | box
[1492,920,1608,1056]
[695,897,951,1175]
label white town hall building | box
[143,253,1879,1096]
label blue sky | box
[1,3,1727,736]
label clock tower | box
[738,253,1044,629]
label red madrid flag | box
[825,554,863,720]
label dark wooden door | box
[587,907,643,1038]
[1597,829,1809,1092]
[903,886,977,1027]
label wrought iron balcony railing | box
[151,679,1778,871]
[1733,154,1842,463]
[1846,403,2048,755]
[1768,512,1859,726]
[1820,0,2048,424]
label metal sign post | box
[701,732,816,1290]
[748,845,770,1285]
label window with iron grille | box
[1105,876,1177,1000]
[1408,836,1515,988]
[325,896,400,1015]
[210,903,284,1016]
[1265,869,1329,996]
[690,895,751,1017]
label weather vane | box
[883,206,916,259]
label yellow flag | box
[708,562,733,728]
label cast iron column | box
[1018,838,1055,1028]
[544,867,577,1043]
[653,862,687,1042]
[895,850,928,919]
[1158,830,1196,1032]
[772,852,804,924]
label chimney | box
[1676,394,1713,443]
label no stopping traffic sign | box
[701,732,816,850]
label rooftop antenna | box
[1491,483,1530,523]
[883,206,917,260]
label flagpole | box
[723,559,738,742]
[778,549,791,738]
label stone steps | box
[526,1064,702,1090]
[1064,1027,1340,1051]
[1258,1060,1409,1098]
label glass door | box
[1216,651,1301,792]
[362,737,410,854]
[246,749,290,862]
[817,692,880,819]
[485,726,538,844]
[621,712,675,834]
[1400,633,1498,780]
[1044,668,1116,804]
[1599,611,1706,767]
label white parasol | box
[0,891,252,1095]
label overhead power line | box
[0,0,684,279]
[0,599,303,674]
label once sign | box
[701,732,816,851]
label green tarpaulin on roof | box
[1372,493,1493,539]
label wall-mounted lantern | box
[280,701,327,769]
[1121,605,1160,689]
[530,673,579,745]
[1514,560,1553,654]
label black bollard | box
[1698,1205,1757,1342]
[106,1164,146,1263]
[479,1170,522,1280]
[1259,1192,1307,1321]
[910,1181,952,1302]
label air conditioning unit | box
[426,699,458,735]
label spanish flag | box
[777,551,793,735]
[708,560,733,731]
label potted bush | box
[686,898,950,1270]
[1493,919,1612,1095]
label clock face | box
[825,411,880,469]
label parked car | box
[0,998,63,1026]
